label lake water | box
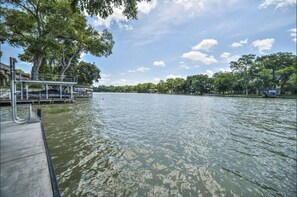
[3,93,296,196]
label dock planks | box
[0,120,55,197]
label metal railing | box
[20,74,77,83]
[10,57,32,124]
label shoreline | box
[93,92,297,99]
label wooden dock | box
[0,99,76,106]
[0,116,59,196]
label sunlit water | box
[1,93,296,196]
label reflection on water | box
[5,93,297,196]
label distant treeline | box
[93,52,297,95]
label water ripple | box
[33,93,297,196]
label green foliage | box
[213,72,234,94]
[1,0,114,80]
[230,54,256,94]
[186,74,212,94]
[66,61,101,86]
[15,69,25,74]
[94,52,297,95]
[71,0,147,18]
[157,80,168,93]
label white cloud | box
[138,0,158,14]
[19,61,32,66]
[166,74,183,79]
[79,52,87,61]
[220,52,240,63]
[252,38,275,53]
[92,0,157,29]
[130,0,237,46]
[137,67,150,72]
[118,23,133,30]
[205,70,214,77]
[258,0,296,9]
[98,73,110,85]
[179,61,185,64]
[153,60,166,67]
[112,79,128,86]
[231,39,248,48]
[218,68,231,72]
[182,51,217,64]
[192,39,218,51]
[174,0,205,10]
[153,77,161,82]
[92,8,127,28]
[180,64,191,69]
[220,52,231,59]
[173,0,237,11]
[129,66,150,73]
[289,28,297,42]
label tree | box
[71,0,148,18]
[1,0,142,80]
[284,74,297,94]
[16,69,25,74]
[173,78,186,94]
[68,61,101,86]
[186,74,212,94]
[48,1,113,80]
[1,0,58,80]
[230,54,256,95]
[157,80,168,93]
[213,72,235,94]
[256,52,296,90]
[276,65,297,94]
[249,68,272,95]
[166,78,176,93]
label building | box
[0,63,10,86]
[0,62,31,86]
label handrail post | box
[10,57,31,124]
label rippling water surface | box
[16,93,297,196]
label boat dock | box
[0,99,76,106]
[0,115,60,196]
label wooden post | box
[70,85,73,99]
[37,109,42,119]
[26,83,29,99]
[46,84,49,99]
[60,85,62,99]
[20,82,23,100]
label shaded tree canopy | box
[71,0,149,18]
[94,52,297,96]
[66,61,101,86]
[1,0,115,80]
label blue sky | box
[1,0,296,86]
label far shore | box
[94,92,297,99]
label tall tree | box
[1,0,144,80]
[186,74,212,94]
[276,65,297,94]
[256,52,296,90]
[230,54,256,95]
[213,72,234,94]
[157,80,168,93]
[68,61,101,86]
[71,0,147,18]
[47,1,113,80]
[1,0,57,80]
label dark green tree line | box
[94,52,297,95]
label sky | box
[1,0,296,86]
